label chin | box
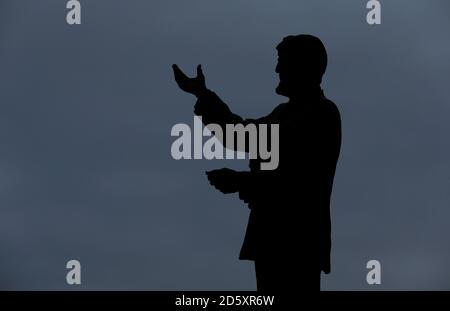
[276,84,289,97]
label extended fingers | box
[197,64,204,79]
[172,64,188,81]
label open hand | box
[172,64,207,97]
[206,168,240,194]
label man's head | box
[275,34,328,98]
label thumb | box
[197,64,204,79]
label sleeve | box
[194,90,278,153]
[195,90,282,207]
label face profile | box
[275,35,328,98]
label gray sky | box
[0,0,449,290]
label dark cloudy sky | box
[0,0,449,290]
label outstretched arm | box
[172,63,244,124]
[172,64,270,153]
[207,168,281,207]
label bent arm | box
[194,90,275,154]
[194,89,245,126]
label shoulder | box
[252,103,288,124]
[321,98,341,122]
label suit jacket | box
[195,88,341,274]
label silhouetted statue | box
[173,34,341,292]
